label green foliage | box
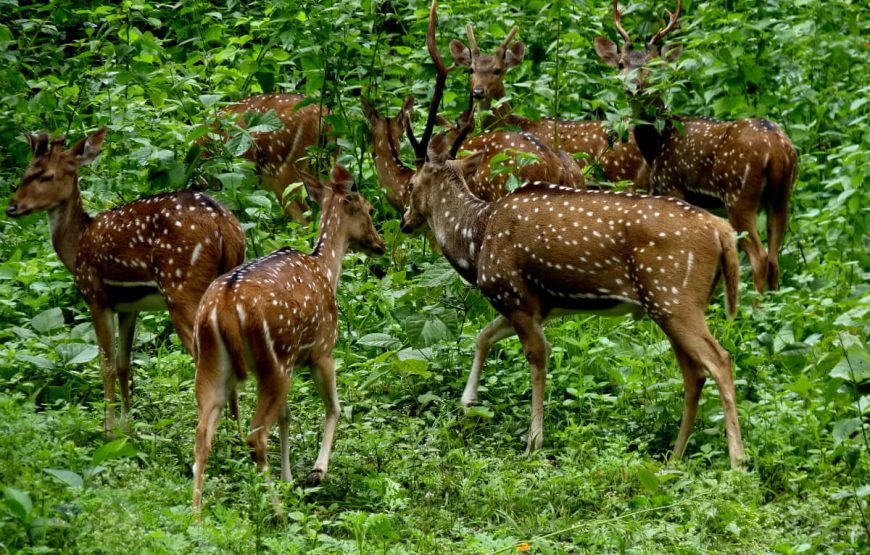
[0,0,868,552]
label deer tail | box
[715,218,740,320]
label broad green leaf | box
[92,438,137,466]
[3,487,32,521]
[357,333,401,349]
[56,343,99,365]
[44,469,84,490]
[16,354,55,369]
[31,307,64,333]
[466,406,494,419]
[832,418,862,445]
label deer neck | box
[47,180,90,273]
[425,169,492,284]
[311,198,351,292]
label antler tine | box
[496,26,519,54]
[466,23,480,57]
[612,0,632,48]
[449,102,476,158]
[413,0,456,164]
[648,0,681,47]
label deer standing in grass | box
[191,164,385,512]
[6,129,246,433]
[595,0,798,292]
[401,0,745,468]
[208,94,334,222]
[362,96,583,209]
[448,19,648,185]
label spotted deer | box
[399,1,746,468]
[191,164,385,512]
[363,96,583,208]
[206,94,335,222]
[448,18,648,185]
[6,129,246,433]
[595,0,798,292]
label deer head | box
[449,22,525,102]
[402,133,485,234]
[594,0,682,87]
[300,164,385,256]
[7,128,107,218]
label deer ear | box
[661,43,683,63]
[594,37,620,67]
[399,96,415,127]
[70,128,107,166]
[301,170,325,206]
[633,124,665,165]
[426,133,450,166]
[435,115,454,131]
[26,132,49,157]
[361,97,376,122]
[458,150,485,181]
[504,41,525,68]
[331,164,355,196]
[449,39,471,67]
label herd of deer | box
[5,0,797,513]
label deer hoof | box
[304,470,324,488]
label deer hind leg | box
[765,193,790,291]
[192,322,232,513]
[248,370,291,475]
[671,344,706,461]
[306,355,340,487]
[511,311,549,455]
[665,316,745,469]
[729,208,769,294]
[92,307,118,434]
[462,315,516,408]
[116,311,137,430]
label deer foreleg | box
[92,308,117,434]
[116,311,137,430]
[462,315,515,407]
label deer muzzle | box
[472,88,486,99]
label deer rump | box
[476,183,734,321]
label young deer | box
[6,129,246,433]
[207,94,334,222]
[449,20,648,184]
[362,96,583,209]
[400,1,745,468]
[595,0,798,292]
[191,164,385,512]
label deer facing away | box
[399,0,745,468]
[595,0,798,292]
[192,164,385,512]
[6,129,246,433]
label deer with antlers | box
[362,95,583,209]
[205,94,335,222]
[6,129,246,433]
[449,17,648,185]
[595,0,798,293]
[401,0,746,468]
[191,164,385,512]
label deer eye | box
[493,69,501,76]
